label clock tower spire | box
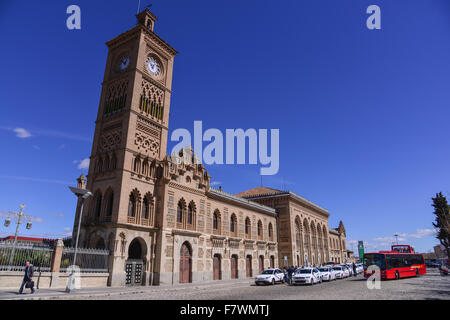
[75,9,178,286]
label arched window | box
[95,193,102,218]
[213,211,218,230]
[213,210,221,234]
[257,220,263,239]
[142,160,149,176]
[295,221,301,247]
[97,158,103,173]
[106,191,114,217]
[245,217,251,238]
[110,154,117,170]
[142,197,149,219]
[268,223,274,241]
[177,201,183,223]
[230,214,237,235]
[103,156,110,171]
[128,194,136,217]
[133,157,141,173]
[187,203,194,225]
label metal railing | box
[0,242,54,272]
[60,247,109,273]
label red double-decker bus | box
[363,245,426,280]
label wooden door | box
[246,255,252,277]
[213,254,221,280]
[231,255,238,279]
[259,255,264,273]
[179,243,191,283]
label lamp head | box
[69,186,93,198]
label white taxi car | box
[332,266,344,279]
[292,268,322,285]
[341,265,350,278]
[255,268,285,286]
[356,263,364,274]
[318,266,336,281]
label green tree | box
[432,192,450,258]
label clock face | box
[146,57,161,76]
[119,56,130,71]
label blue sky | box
[0,0,449,254]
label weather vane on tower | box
[137,1,153,14]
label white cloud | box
[30,216,44,223]
[360,228,439,253]
[0,175,71,185]
[13,128,32,138]
[63,227,71,233]
[1,125,90,142]
[77,158,90,170]
[396,229,437,239]
[210,181,222,186]
[347,239,358,247]
[50,213,65,218]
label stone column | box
[50,238,64,288]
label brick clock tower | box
[73,9,178,286]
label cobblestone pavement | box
[65,269,449,300]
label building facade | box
[72,9,350,287]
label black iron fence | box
[60,247,109,273]
[0,242,54,272]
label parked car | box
[319,266,336,281]
[356,263,364,274]
[344,264,353,276]
[332,266,344,279]
[339,265,350,278]
[255,268,285,286]
[292,268,322,285]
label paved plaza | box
[1,269,448,300]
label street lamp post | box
[3,204,33,271]
[66,186,92,293]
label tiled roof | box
[237,187,329,215]
[209,188,277,215]
[236,187,285,198]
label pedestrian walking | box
[287,266,295,285]
[352,262,357,277]
[283,266,289,283]
[19,261,35,294]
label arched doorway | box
[246,255,252,277]
[179,242,192,284]
[259,255,264,273]
[231,255,238,279]
[213,254,221,280]
[126,238,146,286]
[93,237,106,249]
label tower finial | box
[136,4,157,31]
[77,173,86,189]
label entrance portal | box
[231,255,238,279]
[259,255,264,273]
[246,255,252,277]
[179,242,192,284]
[126,238,146,286]
[213,254,221,280]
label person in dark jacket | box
[19,261,34,294]
[352,263,357,277]
[287,266,295,284]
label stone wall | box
[0,271,109,289]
